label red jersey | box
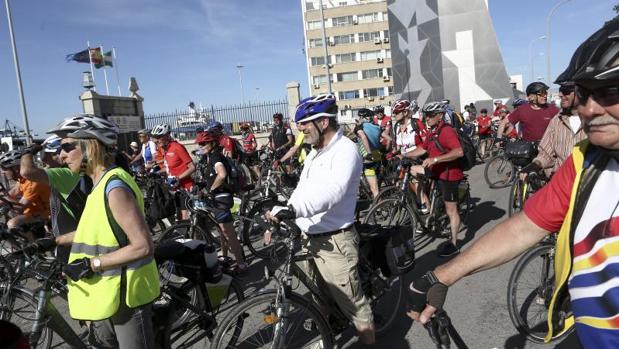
[493,104,507,117]
[241,133,257,153]
[507,104,559,142]
[422,122,464,182]
[476,115,492,135]
[219,134,237,157]
[164,140,194,190]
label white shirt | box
[141,141,157,163]
[395,119,418,154]
[288,129,361,234]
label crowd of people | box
[0,19,617,349]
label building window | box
[305,2,315,10]
[311,56,326,66]
[336,71,358,82]
[388,86,394,95]
[335,52,356,63]
[382,11,388,21]
[357,12,380,24]
[385,49,391,58]
[332,15,353,27]
[362,68,384,79]
[313,75,328,85]
[383,30,390,39]
[338,1,347,5]
[386,68,392,76]
[360,50,382,61]
[308,38,323,48]
[333,34,354,45]
[339,90,360,100]
[358,31,381,43]
[364,87,386,97]
[307,20,323,30]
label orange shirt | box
[18,178,50,217]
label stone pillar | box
[286,82,300,121]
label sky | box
[0,0,615,136]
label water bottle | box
[204,244,218,269]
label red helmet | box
[240,122,251,130]
[392,99,411,114]
[195,131,217,144]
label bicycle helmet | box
[47,114,103,137]
[150,123,171,137]
[294,93,338,123]
[206,120,223,134]
[357,108,374,121]
[392,99,411,114]
[564,20,619,84]
[65,116,119,147]
[273,113,284,120]
[240,122,251,130]
[195,131,217,144]
[525,82,549,96]
[512,98,527,107]
[422,101,447,114]
[42,135,62,153]
[0,149,22,168]
[373,105,385,113]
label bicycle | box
[506,234,574,343]
[507,171,547,217]
[210,220,407,348]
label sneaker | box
[437,242,459,257]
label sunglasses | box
[575,84,619,105]
[559,86,575,95]
[535,91,548,97]
[198,142,208,147]
[60,142,78,153]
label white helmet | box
[50,115,119,147]
[422,101,448,114]
[0,149,23,168]
[42,135,62,153]
[151,123,171,137]
[48,114,101,137]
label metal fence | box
[144,99,289,141]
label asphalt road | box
[39,162,582,348]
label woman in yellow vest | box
[49,115,160,348]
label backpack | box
[223,157,248,193]
[362,122,382,151]
[433,125,477,171]
[146,180,176,221]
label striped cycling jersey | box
[568,158,619,348]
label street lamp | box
[546,0,573,85]
[236,64,245,104]
[4,0,31,145]
[318,0,332,93]
[529,35,546,84]
[255,87,260,102]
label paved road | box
[41,162,581,348]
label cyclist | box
[372,105,393,149]
[207,120,238,159]
[240,123,261,180]
[403,101,464,257]
[354,108,382,198]
[522,80,587,178]
[53,116,159,348]
[195,130,247,274]
[497,82,559,142]
[266,93,375,344]
[492,99,507,117]
[0,149,50,234]
[476,108,492,157]
[137,128,158,172]
[20,132,92,263]
[407,21,619,348]
[273,131,309,168]
[269,113,294,171]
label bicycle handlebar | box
[423,310,468,349]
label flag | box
[94,50,113,69]
[65,47,109,66]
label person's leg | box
[219,221,244,264]
[366,175,379,199]
[445,201,461,246]
[110,302,156,349]
[88,319,118,349]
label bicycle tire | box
[0,285,53,349]
[242,199,286,260]
[373,185,400,203]
[506,243,573,343]
[484,155,515,189]
[211,291,334,349]
[508,179,523,217]
[156,220,217,245]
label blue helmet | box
[294,94,338,123]
[512,98,527,108]
[42,135,62,153]
[206,120,223,134]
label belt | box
[307,225,352,238]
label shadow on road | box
[503,330,582,349]
[461,198,505,246]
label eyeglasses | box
[575,84,619,105]
[536,91,548,97]
[60,142,78,153]
[198,142,208,147]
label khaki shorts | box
[302,227,373,328]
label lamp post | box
[236,64,245,104]
[546,0,573,85]
[4,0,31,145]
[529,35,546,84]
[318,0,332,93]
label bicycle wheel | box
[484,155,515,189]
[507,243,572,343]
[373,185,400,203]
[163,277,245,348]
[211,291,334,349]
[242,199,286,260]
[157,220,217,245]
[0,285,53,349]
[508,179,524,217]
[361,265,406,336]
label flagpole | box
[112,47,122,96]
[100,45,110,95]
[86,41,96,92]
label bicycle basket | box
[155,240,222,284]
[505,141,537,160]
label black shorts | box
[212,194,234,224]
[244,152,260,167]
[437,180,460,202]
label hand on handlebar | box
[62,258,94,281]
[265,205,296,224]
[407,271,449,324]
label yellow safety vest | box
[67,167,160,320]
[545,140,610,342]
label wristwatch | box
[91,257,102,272]
[433,157,439,164]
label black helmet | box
[357,108,374,120]
[526,82,549,96]
[567,20,619,85]
[373,105,385,113]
